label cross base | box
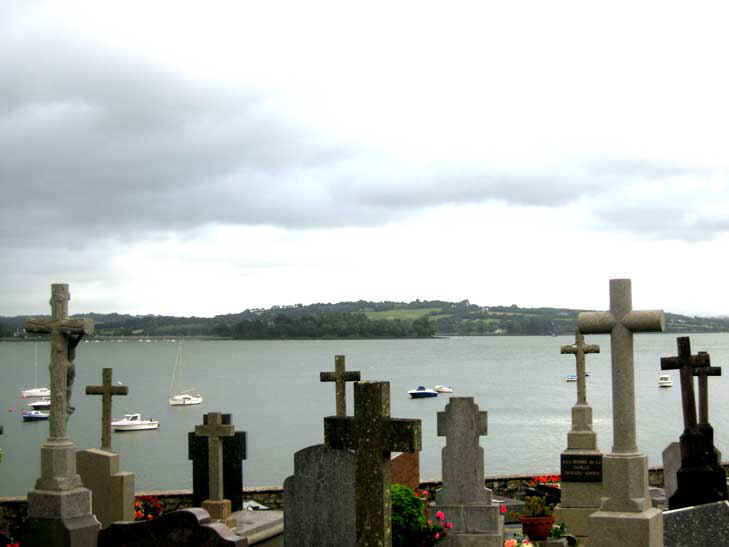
[25,487,100,546]
[36,440,83,491]
[588,507,662,547]
[553,505,596,539]
[670,465,728,510]
[433,502,503,538]
[202,499,236,529]
[599,453,651,513]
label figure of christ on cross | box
[86,368,128,451]
[324,381,421,547]
[320,354,361,417]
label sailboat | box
[168,339,202,406]
[21,343,50,399]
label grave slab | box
[663,500,729,547]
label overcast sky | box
[2,1,728,318]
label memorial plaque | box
[561,454,603,482]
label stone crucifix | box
[86,368,128,451]
[195,412,235,502]
[660,337,708,437]
[561,329,600,406]
[24,283,93,442]
[578,279,664,454]
[325,381,421,547]
[320,354,361,416]
[692,353,721,444]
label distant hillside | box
[2,300,729,338]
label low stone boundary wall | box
[0,465,684,538]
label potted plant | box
[516,495,555,541]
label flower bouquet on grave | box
[134,495,163,521]
[512,494,555,541]
[391,484,453,546]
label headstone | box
[283,444,356,546]
[97,508,247,546]
[77,368,134,529]
[23,283,100,546]
[188,430,246,511]
[433,397,503,547]
[662,442,681,501]
[553,329,603,543]
[320,354,360,417]
[324,381,421,547]
[578,278,664,547]
[194,412,236,528]
[663,500,729,547]
[660,337,726,509]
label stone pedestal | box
[25,488,100,547]
[77,448,134,528]
[435,503,503,547]
[202,499,237,529]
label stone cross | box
[325,381,422,547]
[86,368,128,451]
[561,329,600,405]
[24,283,93,443]
[661,337,709,434]
[692,353,721,442]
[194,412,235,501]
[436,397,489,504]
[320,354,361,417]
[578,278,664,454]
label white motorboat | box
[28,398,51,410]
[112,413,160,431]
[408,386,438,398]
[434,385,454,393]
[168,339,203,406]
[20,343,50,399]
[22,409,50,421]
[566,374,577,382]
[658,374,673,388]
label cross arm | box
[693,366,721,377]
[85,386,128,396]
[622,310,665,333]
[324,416,354,450]
[320,371,361,382]
[577,312,616,334]
[661,352,710,371]
[25,317,94,336]
[386,419,421,453]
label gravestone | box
[320,354,360,417]
[663,500,729,547]
[97,508,247,547]
[188,429,246,511]
[578,278,664,547]
[433,397,503,547]
[325,381,421,547]
[194,412,236,528]
[77,368,134,528]
[23,283,100,546]
[660,337,726,509]
[283,444,356,546]
[553,329,603,543]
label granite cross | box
[661,337,709,435]
[578,278,664,454]
[436,397,489,504]
[561,329,600,405]
[320,354,361,416]
[692,352,721,444]
[325,381,422,547]
[194,412,235,501]
[86,368,128,451]
[24,283,93,442]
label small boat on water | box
[168,339,203,406]
[22,409,50,421]
[434,385,454,393]
[28,398,51,410]
[566,373,590,382]
[408,386,438,398]
[20,343,50,399]
[658,374,673,388]
[112,413,160,431]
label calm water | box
[2,333,729,497]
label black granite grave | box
[188,417,246,511]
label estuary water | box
[2,333,729,497]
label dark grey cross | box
[325,381,421,547]
[320,354,361,417]
[24,283,93,442]
[561,329,600,405]
[194,412,235,501]
[691,352,721,442]
[86,368,128,450]
[578,278,664,454]
[661,337,710,434]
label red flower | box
[500,504,507,514]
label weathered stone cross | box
[578,279,664,454]
[320,354,361,417]
[436,397,489,504]
[194,412,235,502]
[325,381,421,547]
[692,353,721,443]
[561,329,600,406]
[661,337,708,435]
[24,283,93,444]
[86,368,128,451]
